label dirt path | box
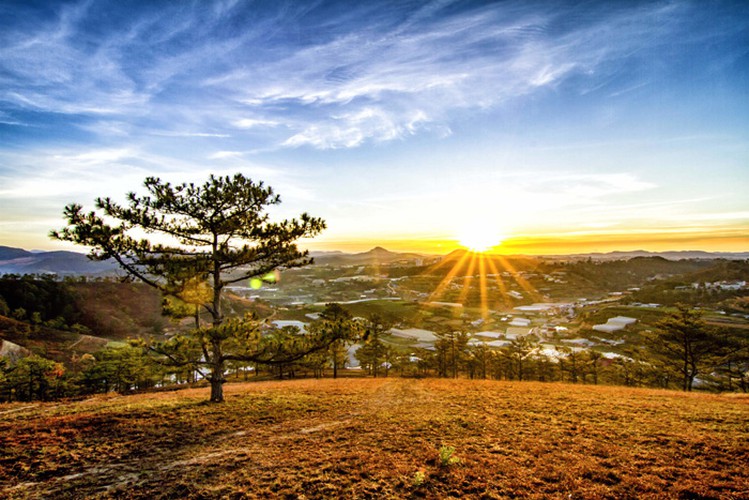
[0,405,38,416]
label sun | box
[457,223,505,253]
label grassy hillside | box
[70,282,168,338]
[0,281,169,369]
[1,379,746,499]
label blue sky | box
[1,0,747,254]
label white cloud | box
[60,148,136,164]
[232,118,279,129]
[208,151,245,160]
[283,125,364,149]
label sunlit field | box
[2,378,747,499]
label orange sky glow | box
[305,232,749,256]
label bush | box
[438,445,460,467]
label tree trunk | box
[209,376,224,403]
[205,250,227,403]
[687,357,698,392]
[209,336,225,403]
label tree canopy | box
[51,174,324,313]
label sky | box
[0,0,747,256]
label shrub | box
[438,445,460,467]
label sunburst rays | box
[419,248,542,320]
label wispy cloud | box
[0,0,721,149]
[203,2,696,149]
[0,145,305,214]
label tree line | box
[3,301,746,402]
[349,305,747,392]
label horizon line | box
[3,241,747,260]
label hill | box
[70,282,170,339]
[0,246,118,276]
[1,378,746,499]
[686,259,749,283]
[312,246,430,266]
[0,246,32,260]
[0,277,276,371]
[543,250,749,261]
[429,248,545,273]
[0,279,171,365]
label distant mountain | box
[312,246,431,266]
[1,245,433,274]
[307,246,749,268]
[541,250,749,261]
[0,246,32,260]
[2,244,746,276]
[0,246,119,276]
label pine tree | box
[52,173,338,402]
[647,305,718,391]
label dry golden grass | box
[1,379,747,499]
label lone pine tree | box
[52,173,340,402]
